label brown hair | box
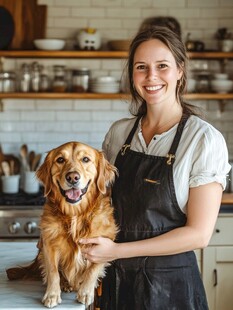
[126,26,199,117]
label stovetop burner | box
[0,187,45,207]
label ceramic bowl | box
[34,39,65,51]
[210,79,233,93]
[213,73,229,80]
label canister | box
[72,68,90,92]
[0,71,16,92]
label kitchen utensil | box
[9,160,14,175]
[28,151,35,171]
[31,153,41,171]
[1,174,20,193]
[1,161,10,176]
[20,144,30,172]
[0,6,14,49]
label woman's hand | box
[79,237,119,263]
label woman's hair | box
[126,26,199,117]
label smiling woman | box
[78,26,231,310]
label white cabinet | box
[202,215,233,310]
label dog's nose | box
[66,172,80,185]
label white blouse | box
[102,115,231,214]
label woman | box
[80,27,231,309]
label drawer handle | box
[214,269,218,286]
[215,229,220,233]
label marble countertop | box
[0,242,85,309]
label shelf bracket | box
[218,99,227,113]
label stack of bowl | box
[210,73,233,93]
[89,76,120,93]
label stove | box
[0,189,45,239]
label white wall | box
[0,0,233,158]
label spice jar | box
[31,62,42,92]
[52,65,67,92]
[0,71,16,92]
[72,68,90,92]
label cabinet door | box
[202,246,233,310]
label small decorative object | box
[215,28,233,52]
[76,28,101,50]
[185,33,205,52]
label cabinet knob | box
[215,228,220,233]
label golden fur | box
[8,142,118,308]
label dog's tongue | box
[65,188,82,200]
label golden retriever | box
[7,141,118,308]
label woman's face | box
[133,39,182,107]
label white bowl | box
[213,73,229,80]
[34,39,65,51]
[210,79,233,93]
[187,78,196,92]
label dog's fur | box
[6,142,118,308]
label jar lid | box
[0,71,16,78]
[72,68,90,75]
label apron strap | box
[166,113,190,165]
[120,117,140,156]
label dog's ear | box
[97,151,117,194]
[36,151,53,196]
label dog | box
[6,141,118,308]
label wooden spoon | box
[20,144,30,171]
[31,153,42,171]
[1,161,11,176]
[28,150,35,171]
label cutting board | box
[0,0,47,50]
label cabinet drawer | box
[209,216,233,246]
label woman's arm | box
[80,182,222,263]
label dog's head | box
[36,142,117,205]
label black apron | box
[101,114,208,310]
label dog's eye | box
[56,157,65,164]
[82,157,90,163]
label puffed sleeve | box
[189,127,231,190]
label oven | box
[0,189,45,241]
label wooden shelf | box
[222,193,233,204]
[0,92,232,100]
[0,92,130,99]
[0,50,233,59]
[0,50,129,59]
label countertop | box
[0,242,85,310]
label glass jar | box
[52,65,67,92]
[31,62,42,92]
[72,68,90,92]
[40,74,50,92]
[196,72,211,93]
[0,71,16,92]
[19,63,31,92]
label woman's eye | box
[82,157,90,163]
[158,64,168,69]
[136,65,146,70]
[56,157,65,164]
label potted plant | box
[215,28,233,52]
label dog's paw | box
[76,286,94,306]
[42,292,62,308]
[60,278,73,292]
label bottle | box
[52,65,67,92]
[72,68,90,92]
